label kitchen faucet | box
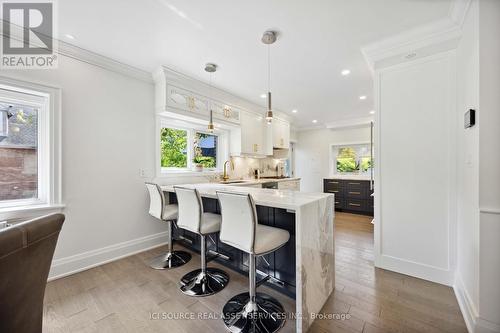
[222,160,234,181]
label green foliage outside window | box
[336,147,372,173]
[160,128,187,168]
[336,147,358,172]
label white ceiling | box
[58,0,453,128]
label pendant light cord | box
[268,44,271,93]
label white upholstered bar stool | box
[216,191,290,333]
[174,186,229,297]
[145,183,191,269]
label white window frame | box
[157,116,228,177]
[329,141,373,177]
[0,77,62,218]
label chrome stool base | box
[222,292,286,333]
[180,268,229,297]
[149,251,191,270]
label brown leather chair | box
[0,213,65,333]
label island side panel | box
[295,195,335,333]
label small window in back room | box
[335,144,372,174]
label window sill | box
[0,203,65,222]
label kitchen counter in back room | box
[162,183,334,333]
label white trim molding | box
[325,116,373,130]
[49,231,168,281]
[361,0,472,72]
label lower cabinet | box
[323,178,374,216]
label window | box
[158,119,227,174]
[334,144,373,174]
[0,102,38,202]
[0,79,61,212]
[160,127,188,168]
[194,132,217,168]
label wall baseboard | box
[375,254,454,286]
[454,275,478,333]
[454,275,500,333]
[48,231,168,281]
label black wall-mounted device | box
[464,109,476,128]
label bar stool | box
[216,190,290,333]
[145,183,191,269]
[174,186,229,297]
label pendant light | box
[262,30,277,124]
[205,63,217,133]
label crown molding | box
[325,116,373,130]
[57,41,153,84]
[0,20,153,83]
[361,0,471,72]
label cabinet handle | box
[328,190,339,193]
[348,182,361,185]
[335,201,340,204]
[329,181,339,184]
[187,96,195,110]
[348,203,361,207]
[349,191,361,195]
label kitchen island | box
[162,183,334,333]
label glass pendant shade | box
[208,109,214,133]
[266,91,273,123]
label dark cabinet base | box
[324,178,374,216]
[168,193,297,299]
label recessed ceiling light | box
[292,109,298,113]
[341,69,350,76]
[359,95,367,100]
[260,93,266,99]
[369,110,375,114]
[312,119,318,123]
[65,34,75,40]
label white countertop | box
[217,177,301,186]
[162,182,331,211]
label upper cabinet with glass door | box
[162,84,241,125]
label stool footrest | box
[256,269,285,287]
[206,250,230,262]
[173,235,193,244]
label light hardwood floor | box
[43,213,467,333]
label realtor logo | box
[1,1,58,68]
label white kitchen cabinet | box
[230,110,271,157]
[270,117,290,149]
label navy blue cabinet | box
[324,179,374,216]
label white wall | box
[477,0,500,330]
[375,51,457,285]
[295,126,371,192]
[455,0,481,329]
[454,1,500,332]
[1,54,165,279]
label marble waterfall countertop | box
[162,181,326,211]
[162,183,335,332]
